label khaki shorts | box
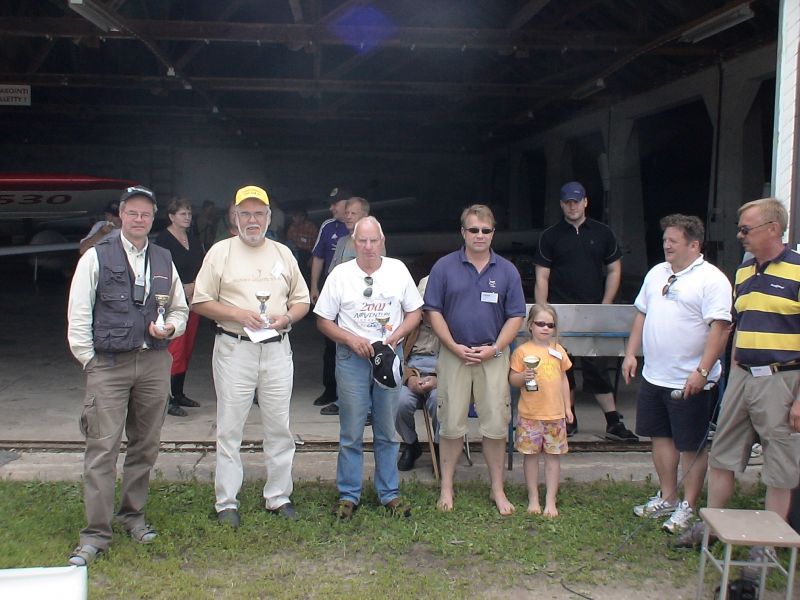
[709,366,800,489]
[436,344,511,439]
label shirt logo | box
[489,279,496,288]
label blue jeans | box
[335,344,401,505]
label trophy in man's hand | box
[523,355,541,391]
[154,294,170,332]
[255,290,271,325]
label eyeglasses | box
[363,276,373,298]
[533,320,555,329]
[124,210,153,220]
[736,221,774,236]
[465,227,495,235]
[237,210,268,221]
[662,274,677,296]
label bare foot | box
[543,504,559,518]
[527,503,542,515]
[437,490,454,512]
[490,492,516,516]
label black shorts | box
[634,378,716,451]
[566,356,614,394]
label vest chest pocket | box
[100,291,129,313]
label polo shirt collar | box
[120,232,148,256]
[459,246,497,264]
[667,254,705,276]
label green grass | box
[0,478,787,599]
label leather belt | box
[738,361,800,376]
[217,328,283,344]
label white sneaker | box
[633,491,677,518]
[748,443,763,465]
[662,500,693,534]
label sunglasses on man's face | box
[363,276,373,298]
[533,320,555,329]
[736,221,774,236]
[465,227,495,235]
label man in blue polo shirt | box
[534,181,637,442]
[310,187,351,410]
[424,204,526,515]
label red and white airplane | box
[0,173,136,257]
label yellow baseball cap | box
[235,185,270,206]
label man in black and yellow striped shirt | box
[675,197,800,547]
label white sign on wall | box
[0,85,31,106]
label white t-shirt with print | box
[314,257,423,342]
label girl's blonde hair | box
[526,302,559,343]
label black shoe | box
[267,502,298,521]
[176,394,200,408]
[320,403,339,416]
[566,419,578,437]
[605,422,639,442]
[313,393,336,406]
[398,441,422,471]
[168,403,187,417]
[217,508,240,529]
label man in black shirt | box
[534,181,638,442]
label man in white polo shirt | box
[622,214,731,534]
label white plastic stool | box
[696,508,800,600]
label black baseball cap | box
[120,185,157,208]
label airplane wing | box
[0,173,136,220]
[0,242,79,257]
[306,196,417,220]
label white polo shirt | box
[634,255,732,388]
[314,257,423,342]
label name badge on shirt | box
[748,365,773,378]
[548,347,563,360]
[481,292,498,304]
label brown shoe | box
[383,496,412,518]
[333,499,357,520]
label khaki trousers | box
[79,348,171,549]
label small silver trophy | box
[523,355,541,391]
[154,294,170,332]
[255,290,271,325]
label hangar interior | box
[0,0,792,287]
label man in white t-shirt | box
[193,185,310,529]
[314,216,422,520]
[622,214,731,535]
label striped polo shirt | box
[732,245,800,366]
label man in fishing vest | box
[67,185,188,566]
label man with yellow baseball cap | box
[193,185,310,527]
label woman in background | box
[156,198,206,417]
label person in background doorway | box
[534,181,637,442]
[156,197,207,417]
[286,208,318,281]
[79,201,121,255]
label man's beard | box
[237,222,265,246]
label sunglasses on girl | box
[533,320,555,329]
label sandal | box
[127,523,157,544]
[332,499,358,521]
[68,544,102,566]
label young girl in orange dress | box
[509,303,574,517]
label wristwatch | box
[492,345,502,359]
[696,367,709,378]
